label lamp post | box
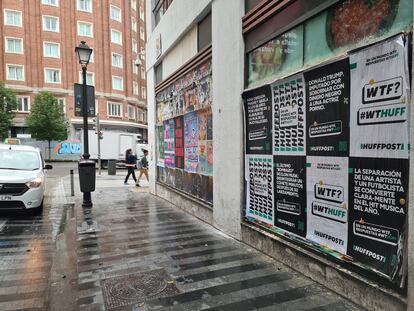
[75,41,93,207]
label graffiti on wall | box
[54,141,81,155]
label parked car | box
[0,144,52,213]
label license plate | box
[0,195,12,201]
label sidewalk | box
[64,172,359,311]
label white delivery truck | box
[82,130,140,168]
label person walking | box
[136,149,149,187]
[124,148,138,185]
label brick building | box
[0,0,147,141]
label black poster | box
[348,157,408,280]
[243,85,272,154]
[174,168,184,190]
[304,58,350,156]
[274,156,307,237]
[174,116,184,168]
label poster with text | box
[174,116,184,169]
[306,156,349,254]
[163,119,175,167]
[243,85,272,154]
[184,112,199,173]
[349,34,410,159]
[156,126,165,167]
[245,155,274,225]
[272,74,306,156]
[274,156,306,237]
[348,157,408,281]
[198,108,213,176]
[305,58,350,156]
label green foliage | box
[27,92,68,143]
[0,82,18,140]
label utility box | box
[78,160,96,192]
[108,159,117,175]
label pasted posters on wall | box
[164,119,175,167]
[306,156,349,254]
[198,108,213,176]
[274,156,306,236]
[243,85,272,154]
[272,74,306,156]
[174,116,184,169]
[184,111,199,173]
[348,157,408,279]
[305,58,350,156]
[246,155,274,225]
[156,126,165,167]
[349,34,410,159]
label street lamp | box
[75,41,93,207]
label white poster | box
[245,155,274,225]
[349,34,410,159]
[306,156,348,254]
[272,74,306,156]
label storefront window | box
[248,25,303,87]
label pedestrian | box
[124,148,138,185]
[136,149,149,187]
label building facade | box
[146,0,414,310]
[0,0,148,144]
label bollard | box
[70,169,75,197]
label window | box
[108,102,122,117]
[77,0,92,12]
[141,86,146,99]
[133,81,138,95]
[16,97,30,112]
[43,16,59,32]
[131,17,137,32]
[43,42,60,58]
[45,68,61,83]
[112,76,123,90]
[197,13,212,51]
[4,10,22,27]
[79,71,94,85]
[78,22,93,37]
[131,0,137,11]
[137,109,144,122]
[133,61,138,74]
[111,29,122,45]
[110,5,121,22]
[42,0,58,6]
[140,28,145,40]
[5,38,23,54]
[6,65,24,81]
[58,98,65,113]
[112,53,123,68]
[128,105,136,119]
[155,62,162,85]
[140,7,145,21]
[132,39,138,53]
[141,66,146,80]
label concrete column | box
[211,0,245,239]
[146,66,157,194]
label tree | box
[27,92,68,160]
[0,83,18,141]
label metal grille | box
[0,183,29,196]
[0,201,25,209]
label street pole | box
[96,113,101,176]
[81,65,92,207]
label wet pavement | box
[0,163,360,310]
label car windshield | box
[0,149,41,171]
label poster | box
[243,85,272,154]
[245,155,274,225]
[184,112,199,173]
[349,34,410,159]
[348,157,408,280]
[272,74,306,156]
[198,109,213,175]
[305,58,350,156]
[306,156,349,254]
[163,119,175,168]
[174,116,184,169]
[274,156,306,237]
[156,126,165,167]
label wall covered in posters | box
[156,60,213,204]
[243,34,410,285]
